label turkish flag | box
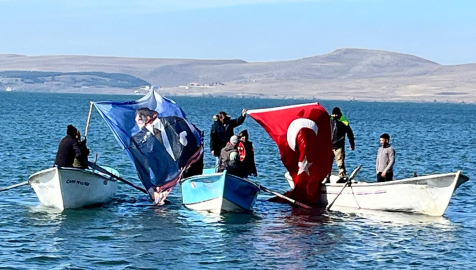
[248,103,333,205]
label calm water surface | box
[0,92,475,269]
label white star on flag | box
[298,156,312,175]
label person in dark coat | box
[330,107,355,182]
[210,109,247,161]
[217,135,242,177]
[54,125,87,168]
[237,130,257,178]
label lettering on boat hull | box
[65,179,90,186]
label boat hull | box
[286,171,468,216]
[29,167,118,210]
[181,170,260,213]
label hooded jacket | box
[237,130,257,177]
[217,143,241,176]
[330,116,355,149]
[54,125,84,167]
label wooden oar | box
[326,164,362,211]
[84,161,147,194]
[0,181,29,192]
[259,185,312,209]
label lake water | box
[0,92,475,269]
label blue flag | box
[93,91,203,193]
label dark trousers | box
[377,172,393,182]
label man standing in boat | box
[330,107,355,182]
[210,109,247,164]
[376,133,395,182]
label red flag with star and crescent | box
[247,103,333,205]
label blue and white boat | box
[181,169,260,213]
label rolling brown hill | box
[1,48,475,103]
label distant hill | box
[0,71,149,92]
[1,49,475,103]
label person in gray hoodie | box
[376,133,395,182]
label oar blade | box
[348,164,362,181]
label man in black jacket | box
[330,107,355,182]
[54,125,87,168]
[210,109,247,162]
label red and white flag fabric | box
[248,103,333,205]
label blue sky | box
[1,0,475,64]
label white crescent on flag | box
[286,118,318,152]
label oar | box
[84,161,147,194]
[326,164,362,211]
[0,181,29,192]
[259,185,312,209]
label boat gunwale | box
[29,166,118,183]
[324,171,466,188]
[181,170,262,189]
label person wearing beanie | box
[72,130,90,169]
[330,107,355,182]
[210,108,247,164]
[54,124,87,168]
[376,133,395,182]
[217,135,243,177]
[237,130,257,178]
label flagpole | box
[84,101,94,139]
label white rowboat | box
[286,171,468,216]
[29,167,118,210]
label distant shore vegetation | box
[0,71,149,89]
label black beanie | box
[332,107,342,116]
[67,125,78,136]
[238,130,249,138]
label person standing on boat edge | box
[237,130,257,178]
[217,135,243,177]
[210,109,247,166]
[54,125,87,168]
[376,133,395,182]
[330,107,355,182]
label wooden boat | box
[286,171,468,216]
[28,166,118,210]
[181,169,260,213]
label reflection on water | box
[0,93,475,269]
[330,208,453,227]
